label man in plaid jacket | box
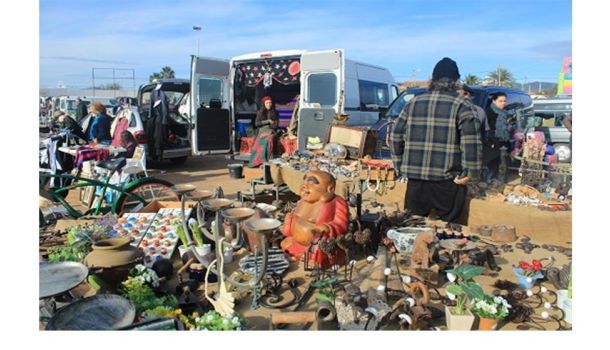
[390,57,482,222]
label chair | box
[123,145,148,178]
[238,163,289,202]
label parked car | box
[530,97,572,162]
[57,96,91,118]
[372,86,535,159]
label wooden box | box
[325,125,378,159]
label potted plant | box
[471,294,511,330]
[444,264,485,330]
[192,310,244,330]
[513,259,544,289]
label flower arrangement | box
[471,295,511,320]
[445,264,485,315]
[517,259,543,277]
[193,311,243,331]
[144,306,196,330]
[129,264,160,288]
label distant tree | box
[149,66,176,82]
[483,68,516,87]
[98,83,122,90]
[464,74,481,86]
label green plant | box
[313,276,338,303]
[47,244,88,263]
[67,223,109,245]
[120,276,177,313]
[193,310,243,331]
[176,225,189,247]
[471,295,511,320]
[445,264,485,315]
[188,218,205,247]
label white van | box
[189,49,398,155]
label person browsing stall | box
[390,57,482,223]
[88,102,112,145]
[483,92,511,181]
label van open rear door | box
[298,49,344,152]
[190,56,231,155]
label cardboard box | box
[138,200,198,213]
[244,167,264,182]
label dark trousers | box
[406,178,467,223]
[482,143,501,181]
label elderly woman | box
[249,96,279,167]
[88,102,112,145]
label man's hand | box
[454,175,470,185]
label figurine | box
[410,230,437,268]
[280,170,349,269]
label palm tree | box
[464,74,481,86]
[149,66,176,82]
[484,67,516,87]
[160,66,175,79]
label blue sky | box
[39,0,571,89]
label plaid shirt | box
[390,91,482,181]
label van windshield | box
[385,91,415,118]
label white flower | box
[446,272,456,282]
[493,296,504,304]
[446,292,456,301]
[384,268,392,276]
[232,316,240,325]
[206,315,214,322]
[222,319,230,325]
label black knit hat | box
[432,57,460,81]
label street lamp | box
[193,26,202,57]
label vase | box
[513,267,544,289]
[84,237,143,287]
[477,316,498,330]
[445,306,475,330]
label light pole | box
[193,26,202,57]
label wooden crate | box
[325,125,378,159]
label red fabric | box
[282,196,349,269]
[279,138,298,156]
[239,137,255,154]
[111,117,130,147]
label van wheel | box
[169,156,188,165]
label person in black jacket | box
[55,111,87,141]
[483,92,510,181]
[75,98,89,123]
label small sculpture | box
[280,170,349,269]
[410,230,437,269]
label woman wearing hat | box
[249,96,279,167]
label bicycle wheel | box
[113,178,178,215]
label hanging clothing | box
[146,89,170,158]
[111,115,130,147]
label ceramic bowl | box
[386,227,434,254]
